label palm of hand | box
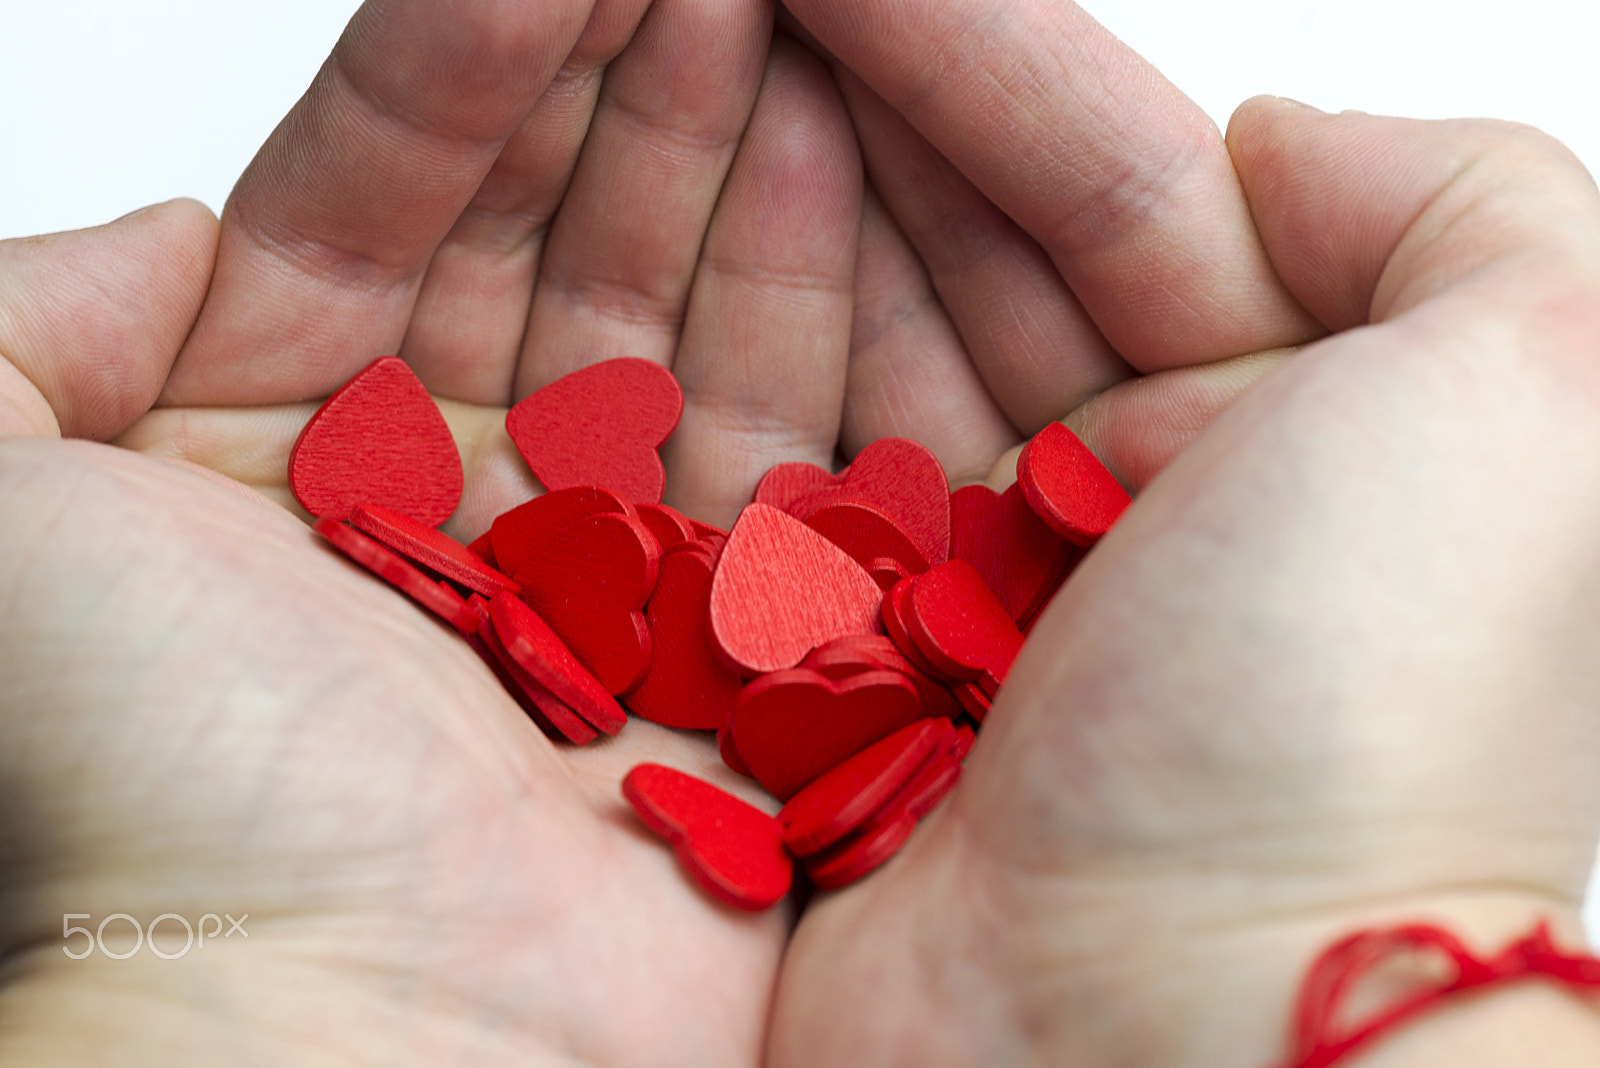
[8,2,1600,1066]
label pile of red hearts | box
[292,355,1129,910]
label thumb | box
[0,199,217,439]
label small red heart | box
[469,596,602,744]
[730,668,923,801]
[622,763,792,911]
[626,546,744,731]
[505,358,683,504]
[905,560,1024,690]
[802,635,962,722]
[802,813,916,892]
[350,504,519,598]
[635,502,697,552]
[1016,421,1130,546]
[513,510,661,696]
[291,357,463,525]
[313,517,477,635]
[487,592,627,736]
[880,576,950,681]
[489,486,630,578]
[797,438,950,566]
[753,461,843,512]
[709,504,885,675]
[779,718,953,855]
[802,499,931,583]
[949,482,1074,623]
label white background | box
[4,1,1599,931]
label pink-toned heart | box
[708,504,884,675]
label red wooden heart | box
[880,575,948,681]
[291,357,462,525]
[505,358,683,504]
[779,718,952,855]
[802,635,962,721]
[1016,421,1130,546]
[802,813,916,892]
[752,461,842,512]
[730,668,923,801]
[487,592,627,735]
[622,763,792,911]
[635,502,697,551]
[802,499,931,584]
[513,510,660,696]
[906,559,1024,690]
[626,546,743,731]
[313,517,477,635]
[949,482,1074,623]
[708,504,884,675]
[488,486,630,578]
[797,438,950,566]
[470,597,602,744]
[350,504,520,598]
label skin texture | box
[5,0,1600,1064]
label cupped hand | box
[0,2,865,1064]
[769,2,1600,1065]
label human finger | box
[841,186,1020,487]
[782,0,1324,371]
[660,34,861,528]
[162,0,595,407]
[512,0,774,398]
[0,200,217,439]
[397,0,654,404]
[833,67,1132,433]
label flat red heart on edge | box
[505,358,683,504]
[291,356,463,526]
[1016,421,1130,546]
[795,438,950,566]
[622,763,792,911]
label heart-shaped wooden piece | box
[949,482,1074,623]
[802,635,962,721]
[291,357,463,525]
[802,499,931,585]
[622,763,792,911]
[635,502,697,552]
[350,504,519,598]
[626,546,743,730]
[505,358,683,504]
[730,668,923,801]
[513,510,661,696]
[489,486,630,578]
[753,461,843,512]
[709,504,884,675]
[313,517,477,635]
[468,596,602,744]
[487,592,626,735]
[796,438,950,566]
[906,559,1025,690]
[779,718,953,855]
[1016,421,1130,546]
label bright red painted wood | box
[505,358,683,504]
[622,763,792,911]
[1015,421,1130,546]
[291,357,462,525]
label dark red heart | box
[949,482,1074,623]
[796,438,950,566]
[626,546,743,731]
[513,510,661,696]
